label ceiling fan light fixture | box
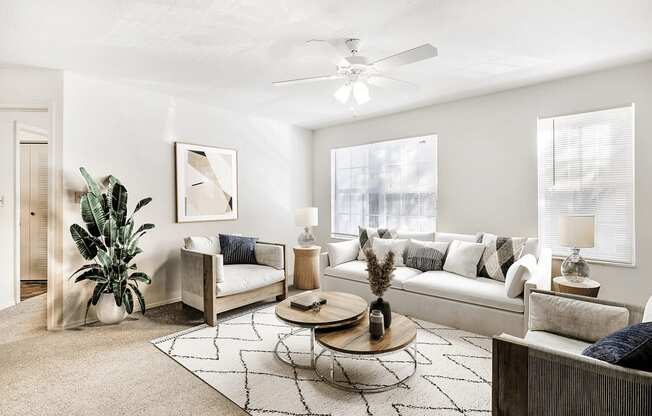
[334,84,352,104]
[352,81,370,105]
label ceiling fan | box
[272,38,438,106]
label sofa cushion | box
[324,260,421,289]
[478,233,527,281]
[219,234,258,265]
[525,330,591,355]
[443,240,486,278]
[184,236,220,254]
[405,240,448,272]
[371,238,408,266]
[217,264,284,297]
[327,239,360,267]
[358,227,397,260]
[397,231,435,241]
[402,271,525,313]
[582,322,652,371]
[529,292,630,342]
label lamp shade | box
[559,215,595,248]
[295,207,318,227]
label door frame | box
[2,103,63,330]
[14,122,48,301]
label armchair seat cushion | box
[525,330,591,355]
[403,271,525,313]
[217,265,285,297]
[324,260,421,289]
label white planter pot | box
[95,293,127,324]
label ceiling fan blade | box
[371,44,437,71]
[272,74,341,86]
[367,75,417,89]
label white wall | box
[61,73,312,327]
[0,67,61,310]
[313,60,652,306]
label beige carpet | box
[0,294,257,416]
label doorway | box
[17,124,49,301]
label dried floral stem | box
[365,249,396,298]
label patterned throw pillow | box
[357,226,398,260]
[582,322,652,371]
[478,233,526,281]
[218,234,258,265]
[405,240,449,272]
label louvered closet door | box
[20,143,48,281]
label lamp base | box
[298,227,316,247]
[561,248,590,283]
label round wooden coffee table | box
[275,291,367,369]
[314,312,418,392]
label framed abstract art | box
[175,142,238,222]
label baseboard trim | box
[62,296,182,329]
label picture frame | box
[175,142,238,222]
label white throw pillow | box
[357,227,398,260]
[504,254,537,298]
[442,240,486,278]
[184,236,220,254]
[371,238,408,267]
[327,239,360,267]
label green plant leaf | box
[86,193,107,235]
[123,288,134,314]
[128,263,137,270]
[112,280,122,306]
[134,223,155,236]
[79,167,101,197]
[69,263,101,280]
[74,269,106,283]
[102,217,117,247]
[129,272,151,285]
[129,283,146,315]
[79,195,101,236]
[70,224,98,260]
[111,183,128,226]
[91,282,108,305]
[132,197,152,216]
[95,248,112,270]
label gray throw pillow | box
[478,233,527,281]
[405,240,449,271]
[218,234,258,265]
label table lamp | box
[559,215,595,282]
[295,207,318,247]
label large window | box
[331,135,437,237]
[537,105,635,265]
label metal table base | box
[273,327,317,370]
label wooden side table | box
[553,276,600,298]
[293,246,321,289]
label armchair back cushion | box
[254,243,284,270]
[529,292,630,342]
[184,236,220,254]
[219,234,258,265]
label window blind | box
[537,105,635,265]
[331,135,437,237]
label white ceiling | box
[1,0,651,129]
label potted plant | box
[69,167,155,324]
[365,249,396,328]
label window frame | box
[330,134,438,239]
[537,104,636,267]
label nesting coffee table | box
[314,312,418,392]
[274,291,368,369]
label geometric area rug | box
[152,305,492,415]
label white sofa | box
[181,236,287,325]
[320,231,551,337]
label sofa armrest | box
[180,248,225,283]
[493,333,652,416]
[320,252,330,276]
[326,238,360,267]
[255,242,285,270]
[523,248,552,331]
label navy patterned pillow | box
[218,234,258,265]
[582,322,652,371]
